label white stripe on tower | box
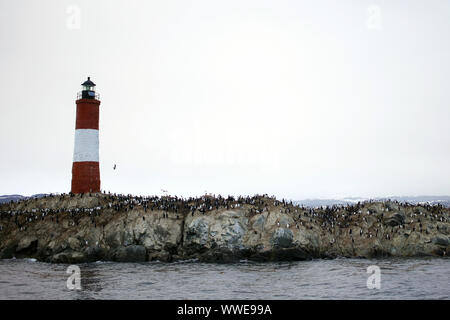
[73,129,99,162]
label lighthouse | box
[71,77,101,194]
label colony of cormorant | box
[0,192,448,242]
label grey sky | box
[1,0,449,199]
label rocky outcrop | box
[0,194,449,263]
[115,245,147,262]
[383,211,406,227]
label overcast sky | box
[1,0,449,199]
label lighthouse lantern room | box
[78,77,99,99]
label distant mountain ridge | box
[294,196,450,208]
[0,194,47,204]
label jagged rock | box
[67,237,81,251]
[436,223,448,235]
[271,228,294,248]
[0,242,17,259]
[252,214,265,230]
[213,220,246,250]
[84,246,109,262]
[384,211,405,227]
[185,218,209,247]
[51,251,85,264]
[147,250,171,262]
[272,247,311,261]
[199,248,239,263]
[14,237,39,258]
[432,236,449,247]
[104,223,124,248]
[16,236,38,252]
[115,245,146,262]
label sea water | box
[0,257,448,299]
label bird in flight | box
[161,189,168,193]
[113,164,116,170]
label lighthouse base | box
[71,161,100,194]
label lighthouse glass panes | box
[82,84,95,92]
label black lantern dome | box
[79,77,99,99]
[82,77,96,89]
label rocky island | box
[0,193,448,263]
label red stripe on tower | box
[71,77,101,194]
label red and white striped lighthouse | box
[71,77,101,194]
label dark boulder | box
[84,246,109,262]
[50,251,86,264]
[271,228,294,248]
[432,236,449,247]
[384,211,405,227]
[115,245,147,262]
[271,247,312,261]
[0,242,17,259]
